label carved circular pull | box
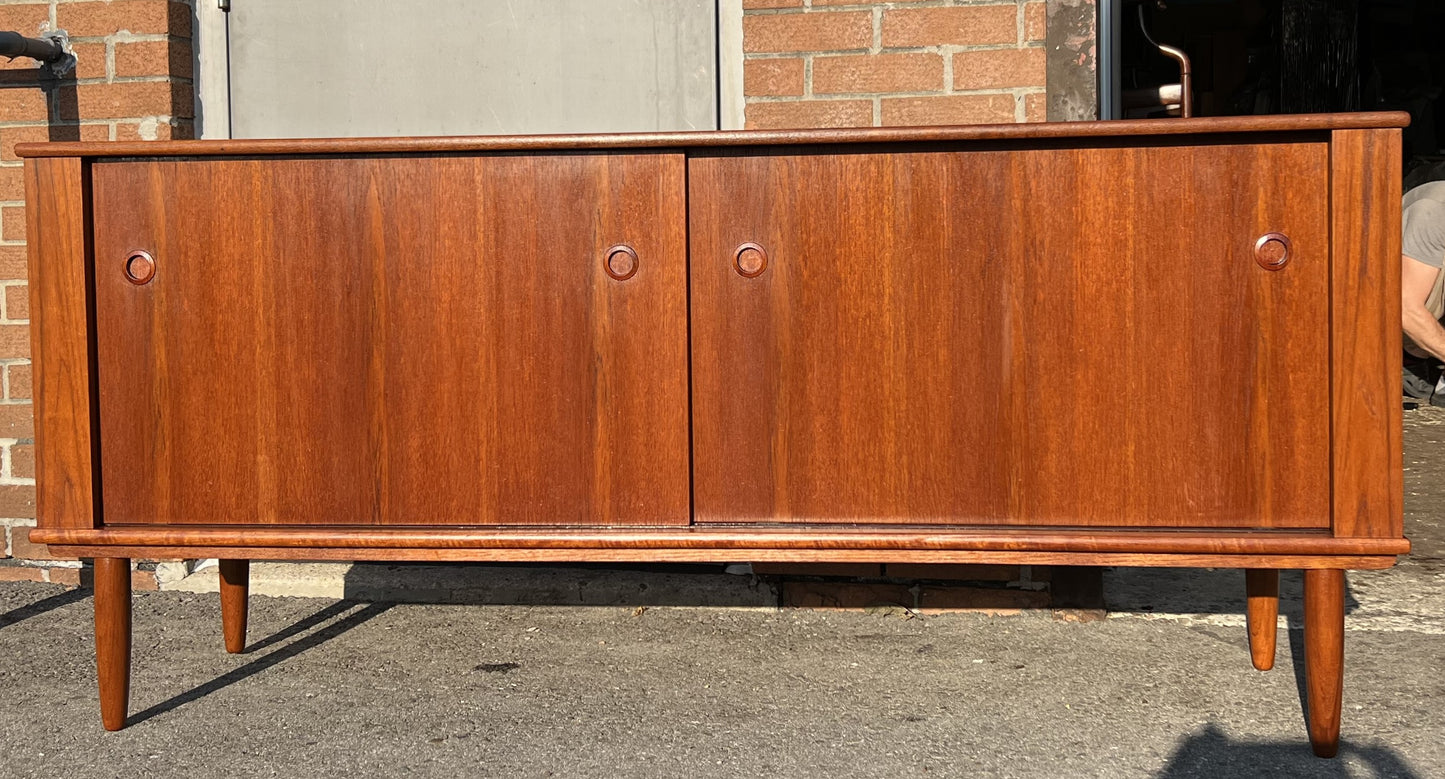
[1254,232,1291,270]
[124,250,156,285]
[604,245,638,281]
[733,242,768,278]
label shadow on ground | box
[1160,724,1420,778]
[339,561,778,607]
[127,600,393,727]
[0,586,88,628]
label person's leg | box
[1404,267,1445,400]
[1404,263,1445,358]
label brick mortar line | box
[817,48,950,58]
[916,42,1046,52]
[103,31,180,41]
[750,42,1045,57]
[806,89,1034,99]
[0,120,114,126]
[747,86,1043,102]
[0,118,190,128]
[742,49,1040,61]
[745,1,1026,14]
[749,47,871,55]
[59,75,194,84]
[0,278,26,323]
[67,34,173,43]
[802,45,1042,60]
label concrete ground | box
[1,406,1441,778]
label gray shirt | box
[1403,181,1445,269]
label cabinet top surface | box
[16,112,1409,159]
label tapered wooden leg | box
[1304,568,1345,758]
[219,559,250,654]
[1245,569,1279,671]
[93,557,132,732]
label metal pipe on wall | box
[0,31,66,64]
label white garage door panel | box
[228,0,718,138]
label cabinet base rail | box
[32,525,1409,567]
[40,524,1406,569]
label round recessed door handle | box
[1254,232,1291,270]
[733,242,768,278]
[124,250,156,285]
[605,245,638,281]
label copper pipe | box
[1137,5,1193,118]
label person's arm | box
[1402,253,1445,362]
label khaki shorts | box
[1404,264,1445,356]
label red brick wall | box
[0,0,192,587]
[743,0,1047,129]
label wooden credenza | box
[21,113,1409,754]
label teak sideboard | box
[20,113,1409,755]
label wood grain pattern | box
[691,142,1331,528]
[90,154,689,527]
[13,111,1409,159]
[1245,568,1280,671]
[93,557,131,731]
[219,559,248,654]
[25,157,99,532]
[1331,129,1405,539]
[50,545,1399,570]
[27,525,1409,555]
[1305,568,1345,758]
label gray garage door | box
[225,0,718,138]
